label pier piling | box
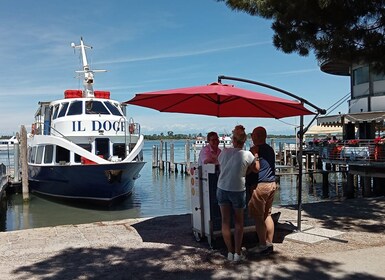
[20,125,29,201]
[322,171,329,198]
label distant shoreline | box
[143,134,295,141]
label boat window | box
[58,102,69,118]
[74,144,92,163]
[104,101,123,116]
[29,146,36,163]
[56,146,70,163]
[95,138,109,159]
[44,145,54,163]
[85,101,110,115]
[28,147,36,163]
[113,143,126,159]
[36,146,44,164]
[67,100,83,116]
[52,104,60,120]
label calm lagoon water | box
[0,139,344,232]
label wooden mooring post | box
[169,143,175,172]
[13,140,20,183]
[152,140,192,175]
[20,125,29,201]
[185,140,191,175]
[152,145,158,168]
[159,140,164,170]
[322,170,329,198]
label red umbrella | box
[126,80,317,233]
[125,82,314,118]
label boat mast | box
[71,37,106,98]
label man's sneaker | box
[227,252,234,261]
[233,252,246,262]
[249,243,273,255]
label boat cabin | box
[29,90,142,166]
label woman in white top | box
[217,125,260,262]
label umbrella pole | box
[297,114,304,231]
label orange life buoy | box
[129,123,135,134]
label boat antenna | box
[71,37,106,98]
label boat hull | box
[28,161,145,203]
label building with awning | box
[317,60,385,198]
[317,111,385,126]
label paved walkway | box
[1,197,385,279]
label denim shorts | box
[216,188,246,209]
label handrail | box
[309,139,385,163]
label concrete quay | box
[1,197,385,279]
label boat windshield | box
[67,100,83,115]
[85,100,109,115]
[52,104,60,120]
[104,101,123,116]
[58,102,69,118]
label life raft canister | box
[64,90,82,98]
[94,91,110,99]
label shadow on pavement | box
[298,197,385,232]
[10,198,385,279]
[12,245,384,279]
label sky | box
[0,0,350,137]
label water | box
[0,139,345,232]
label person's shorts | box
[216,188,246,209]
[248,182,277,218]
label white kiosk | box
[191,163,255,248]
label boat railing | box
[127,121,141,135]
[316,139,385,163]
[47,124,74,142]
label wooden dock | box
[151,140,192,174]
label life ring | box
[129,123,135,134]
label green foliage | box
[143,133,294,140]
[218,0,385,71]
[144,133,197,140]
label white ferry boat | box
[27,38,145,204]
[219,135,232,148]
[193,135,232,150]
[193,137,207,149]
[0,136,18,152]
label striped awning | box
[317,111,385,126]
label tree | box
[218,0,385,72]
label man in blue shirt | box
[247,126,277,255]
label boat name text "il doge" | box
[72,120,126,132]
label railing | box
[315,139,385,163]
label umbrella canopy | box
[126,81,317,232]
[125,82,314,118]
